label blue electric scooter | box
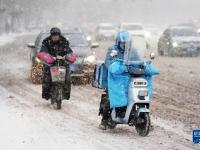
[93,49,158,136]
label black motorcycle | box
[48,55,71,109]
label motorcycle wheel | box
[135,112,150,137]
[50,99,54,105]
[56,100,61,110]
[51,92,62,110]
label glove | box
[37,52,55,64]
[66,54,77,63]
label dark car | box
[27,28,99,84]
[158,26,200,57]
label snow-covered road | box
[0,34,199,150]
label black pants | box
[42,65,71,99]
[100,93,110,123]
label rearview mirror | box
[91,42,99,49]
[27,43,35,48]
[150,52,155,60]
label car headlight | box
[172,42,178,47]
[35,57,41,63]
[86,36,92,42]
[138,90,148,97]
[84,55,96,63]
[144,31,151,38]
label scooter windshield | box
[123,47,147,66]
[123,37,147,64]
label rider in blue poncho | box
[100,30,134,128]
[98,30,159,130]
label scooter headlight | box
[172,42,178,47]
[84,55,96,63]
[138,90,148,97]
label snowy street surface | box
[0,34,199,150]
[0,32,36,46]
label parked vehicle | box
[119,23,150,37]
[28,28,99,84]
[95,23,116,41]
[158,26,200,56]
[119,23,151,49]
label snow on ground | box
[0,34,199,150]
[0,31,38,46]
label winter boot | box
[42,85,50,100]
[99,119,108,130]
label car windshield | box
[121,25,143,30]
[172,28,198,36]
[99,25,114,30]
[63,33,88,47]
[39,33,88,47]
[38,33,49,46]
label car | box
[158,26,200,57]
[119,23,151,38]
[95,23,116,41]
[188,17,200,30]
[27,28,99,84]
[119,23,151,50]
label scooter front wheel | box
[135,112,150,136]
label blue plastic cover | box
[107,60,158,108]
[92,63,108,89]
[99,64,108,89]
[92,64,101,88]
[144,63,159,76]
[108,61,130,108]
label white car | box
[119,23,151,38]
[96,23,116,41]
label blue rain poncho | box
[107,60,158,108]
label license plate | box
[187,47,197,52]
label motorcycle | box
[37,52,74,109]
[93,49,158,136]
[49,55,71,109]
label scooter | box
[93,51,158,136]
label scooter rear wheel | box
[135,112,150,136]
